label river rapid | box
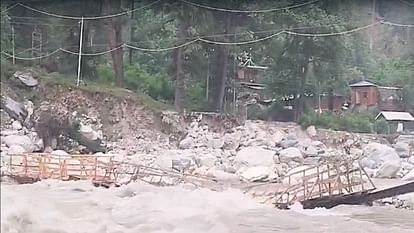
[1,180,413,233]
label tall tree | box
[103,0,125,87]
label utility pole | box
[11,23,15,65]
[369,0,376,52]
[76,17,84,87]
[129,0,134,65]
[206,52,209,101]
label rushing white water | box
[1,180,413,233]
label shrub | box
[299,111,374,133]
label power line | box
[180,0,320,13]
[0,3,18,14]
[284,21,381,37]
[398,0,414,7]
[381,21,414,28]
[1,49,61,60]
[2,20,412,60]
[9,0,162,20]
[200,31,285,45]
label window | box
[363,92,368,98]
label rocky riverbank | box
[1,70,414,209]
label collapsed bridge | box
[1,153,413,209]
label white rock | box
[79,124,98,141]
[207,138,224,149]
[300,145,318,157]
[361,143,401,178]
[402,169,414,181]
[223,133,240,150]
[0,130,19,136]
[206,169,239,181]
[198,155,217,168]
[7,145,26,155]
[51,150,70,157]
[376,162,402,178]
[394,142,410,158]
[408,156,414,165]
[154,156,173,170]
[2,135,34,153]
[234,147,275,167]
[279,147,304,163]
[240,166,270,182]
[179,137,194,149]
[306,126,317,137]
[272,130,285,145]
[11,121,23,130]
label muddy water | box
[1,180,413,233]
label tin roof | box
[349,80,378,87]
[375,111,414,121]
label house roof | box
[375,111,414,121]
[349,80,378,87]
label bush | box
[374,118,389,134]
[299,112,374,133]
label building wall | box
[351,86,379,108]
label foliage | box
[298,112,374,133]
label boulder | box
[79,124,99,141]
[306,126,317,137]
[394,142,410,158]
[223,133,240,150]
[2,135,34,153]
[300,145,318,157]
[272,130,285,145]
[282,165,311,185]
[234,147,275,167]
[179,137,194,149]
[1,130,19,136]
[51,150,70,157]
[239,166,270,182]
[408,156,414,165]
[7,145,26,155]
[198,155,217,168]
[206,169,239,181]
[376,163,402,178]
[11,121,23,130]
[13,71,38,87]
[206,137,224,149]
[279,147,304,163]
[402,169,414,181]
[0,96,28,122]
[361,143,401,178]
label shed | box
[375,111,414,133]
[375,111,414,121]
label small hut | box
[375,111,414,133]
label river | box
[1,180,413,233]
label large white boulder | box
[7,145,26,155]
[79,124,99,141]
[394,142,410,158]
[279,147,304,163]
[206,169,239,181]
[179,137,194,149]
[239,166,270,182]
[206,137,224,149]
[11,120,23,130]
[2,135,34,153]
[234,147,275,167]
[223,133,240,150]
[361,143,401,178]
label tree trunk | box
[216,46,230,112]
[103,0,124,87]
[174,5,188,112]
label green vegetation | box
[0,0,413,117]
[298,111,389,134]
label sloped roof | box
[375,111,414,121]
[349,80,378,87]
